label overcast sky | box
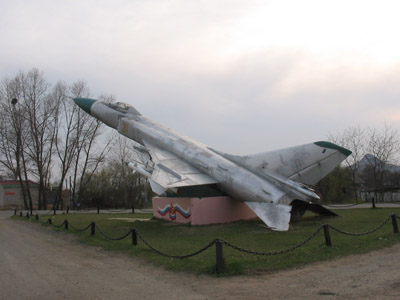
[1,0,400,154]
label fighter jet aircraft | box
[74,98,351,231]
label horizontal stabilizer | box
[245,202,292,231]
[215,141,351,185]
[308,203,337,216]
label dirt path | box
[1,211,400,300]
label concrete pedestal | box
[152,196,257,225]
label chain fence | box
[220,226,324,256]
[52,220,66,229]
[68,222,92,232]
[328,215,392,236]
[135,230,216,259]
[15,208,136,216]
[14,211,400,273]
[94,224,133,241]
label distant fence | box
[14,210,400,273]
[16,208,148,215]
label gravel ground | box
[1,210,400,300]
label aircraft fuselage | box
[91,101,286,204]
[74,97,350,230]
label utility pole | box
[11,98,33,215]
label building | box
[0,180,39,208]
[361,188,400,203]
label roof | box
[0,180,39,188]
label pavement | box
[2,208,400,299]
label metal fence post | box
[132,229,137,246]
[26,212,29,219]
[19,211,22,217]
[35,214,39,221]
[14,208,17,216]
[215,239,224,273]
[391,214,399,234]
[323,224,332,247]
[64,220,69,230]
[48,218,52,225]
[91,222,96,236]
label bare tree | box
[1,70,116,212]
[329,126,366,202]
[0,75,34,211]
[52,81,78,210]
[80,134,151,209]
[20,69,59,209]
[364,125,399,208]
[108,133,149,210]
[67,92,113,210]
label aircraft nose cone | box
[73,98,97,115]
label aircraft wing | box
[143,140,218,190]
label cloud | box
[1,0,400,154]
[93,49,398,154]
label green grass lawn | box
[15,207,400,276]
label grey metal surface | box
[74,98,350,231]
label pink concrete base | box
[152,196,257,225]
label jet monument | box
[74,98,351,231]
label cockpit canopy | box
[107,102,141,115]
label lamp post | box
[11,98,33,216]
